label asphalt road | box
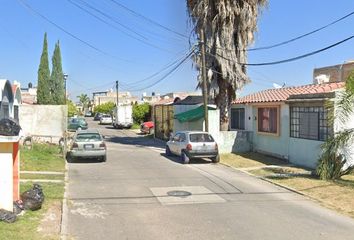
[63,117,354,240]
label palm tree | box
[186,0,268,130]
[317,72,354,179]
[77,94,90,109]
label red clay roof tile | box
[234,82,345,104]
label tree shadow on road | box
[105,135,165,150]
[161,153,212,165]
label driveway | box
[62,117,354,240]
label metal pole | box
[63,74,68,104]
[116,80,119,107]
[200,28,209,132]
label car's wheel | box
[211,154,220,163]
[165,146,172,156]
[101,155,107,162]
[181,151,190,164]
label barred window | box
[290,106,330,141]
[231,108,245,130]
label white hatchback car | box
[99,114,112,125]
[165,131,219,164]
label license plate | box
[84,144,94,149]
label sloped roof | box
[173,95,214,105]
[234,82,345,104]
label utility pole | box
[200,27,209,132]
[116,80,119,108]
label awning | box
[174,105,216,123]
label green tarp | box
[174,105,216,123]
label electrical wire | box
[122,48,196,87]
[211,10,354,52]
[106,0,188,40]
[207,35,354,66]
[67,0,178,54]
[249,10,354,51]
[127,50,195,92]
[17,0,131,63]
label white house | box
[231,82,353,169]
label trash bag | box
[0,209,17,223]
[21,184,45,211]
[0,118,21,136]
[13,200,24,215]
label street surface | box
[63,117,354,240]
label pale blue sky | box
[0,0,354,101]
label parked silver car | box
[99,114,112,125]
[165,131,219,164]
[68,129,107,162]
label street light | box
[63,73,68,104]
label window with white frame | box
[290,106,330,141]
[231,108,245,130]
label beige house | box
[92,90,139,109]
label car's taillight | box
[71,143,78,150]
[186,144,192,151]
[99,142,106,149]
[215,143,218,151]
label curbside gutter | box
[60,159,69,240]
[219,162,307,197]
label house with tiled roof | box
[231,82,349,168]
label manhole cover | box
[167,190,192,197]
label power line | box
[68,0,148,40]
[212,10,354,52]
[17,0,131,63]
[106,0,188,39]
[67,0,177,53]
[207,35,354,66]
[122,48,196,87]
[127,50,195,92]
[67,48,195,94]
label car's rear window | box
[189,134,214,142]
[76,133,102,142]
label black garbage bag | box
[0,209,17,223]
[13,200,24,215]
[0,118,21,136]
[21,184,45,211]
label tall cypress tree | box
[50,41,65,104]
[37,33,51,104]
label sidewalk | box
[220,152,354,219]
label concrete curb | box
[60,160,69,240]
[219,162,306,197]
[20,179,64,183]
[20,171,64,175]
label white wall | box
[19,105,67,143]
[333,91,354,168]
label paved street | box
[63,118,354,240]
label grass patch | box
[21,144,65,172]
[0,182,64,240]
[224,152,354,219]
[20,173,64,181]
[221,152,288,169]
[131,123,141,129]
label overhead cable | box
[213,10,354,52]
[127,50,195,92]
[17,0,131,62]
[207,35,354,66]
[106,0,188,39]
